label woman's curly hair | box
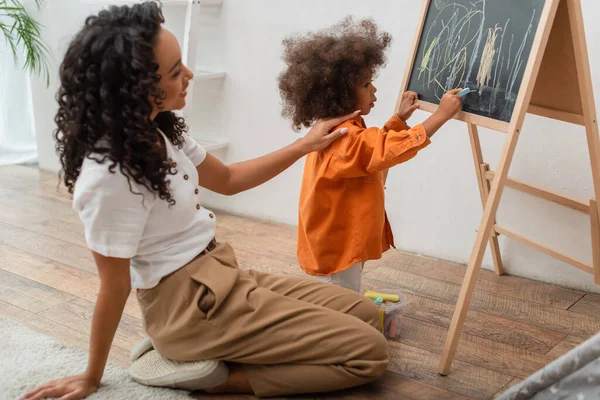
[55,1,186,205]
[278,17,392,130]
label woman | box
[21,3,388,399]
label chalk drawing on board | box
[434,0,449,10]
[407,0,545,122]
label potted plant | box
[1,0,49,84]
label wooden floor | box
[1,164,600,400]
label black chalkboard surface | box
[407,0,546,122]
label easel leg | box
[568,0,600,259]
[468,124,504,275]
[480,164,504,275]
[439,126,523,375]
[590,199,600,284]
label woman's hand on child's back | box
[298,110,360,153]
[396,91,420,121]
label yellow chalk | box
[365,290,399,303]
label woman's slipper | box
[130,336,154,362]
[128,349,229,391]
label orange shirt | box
[297,114,430,276]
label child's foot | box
[128,338,229,391]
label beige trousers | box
[137,243,388,397]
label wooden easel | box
[397,0,600,375]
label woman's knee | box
[347,297,390,380]
[355,325,390,380]
[350,294,381,331]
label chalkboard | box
[407,0,547,122]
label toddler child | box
[278,17,463,292]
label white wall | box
[32,0,600,293]
[0,39,37,166]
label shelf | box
[195,136,229,152]
[80,0,223,6]
[159,0,188,5]
[197,0,224,5]
[165,0,224,5]
[79,0,185,5]
[195,71,226,81]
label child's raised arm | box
[329,89,463,179]
[422,89,463,137]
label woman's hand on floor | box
[20,373,99,400]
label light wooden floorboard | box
[2,165,599,400]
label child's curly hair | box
[278,17,392,131]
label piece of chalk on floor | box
[457,88,471,97]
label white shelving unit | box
[181,0,228,153]
[82,0,223,6]
[80,0,229,153]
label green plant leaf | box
[1,0,50,86]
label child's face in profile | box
[355,74,378,115]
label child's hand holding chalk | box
[436,88,464,119]
[457,87,471,97]
[421,88,463,137]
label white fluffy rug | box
[0,318,192,399]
